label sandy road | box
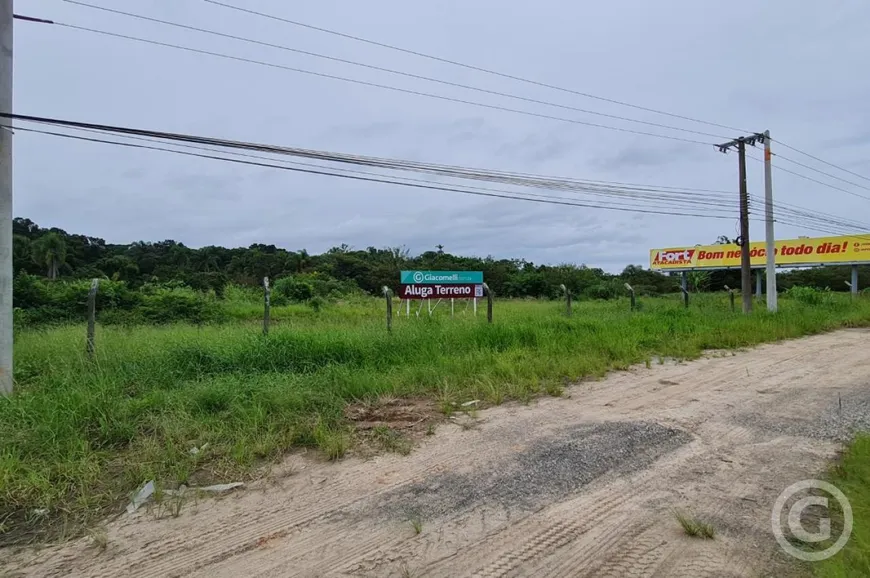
[5,329,870,577]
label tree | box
[436,244,444,255]
[32,232,68,280]
[294,249,311,273]
[686,270,711,292]
[12,234,32,274]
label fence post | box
[681,287,689,309]
[382,286,393,332]
[263,276,270,335]
[560,284,572,316]
[624,283,636,311]
[725,285,735,312]
[483,283,493,324]
[86,278,99,360]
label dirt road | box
[6,329,870,577]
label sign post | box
[382,286,393,332]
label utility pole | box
[717,132,765,315]
[0,0,12,396]
[737,139,751,313]
[762,131,777,312]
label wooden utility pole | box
[717,132,766,314]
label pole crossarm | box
[715,132,767,154]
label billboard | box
[650,234,870,271]
[399,270,484,300]
[400,270,484,284]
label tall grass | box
[2,293,870,543]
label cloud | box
[593,143,701,172]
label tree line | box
[11,217,866,307]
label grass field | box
[2,292,870,544]
[813,435,870,577]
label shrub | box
[274,277,315,302]
[137,286,224,324]
[786,286,834,306]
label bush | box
[138,286,224,324]
[786,285,834,306]
[274,277,315,302]
[12,275,223,327]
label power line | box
[774,139,870,184]
[19,17,717,147]
[2,112,725,203]
[747,153,870,202]
[11,111,870,236]
[11,123,742,216]
[59,1,730,141]
[31,7,870,210]
[201,0,748,135]
[191,1,870,195]
[8,124,743,220]
[774,152,870,193]
[14,119,870,240]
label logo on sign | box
[413,271,424,283]
[653,249,696,265]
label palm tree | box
[32,232,68,280]
[296,249,310,273]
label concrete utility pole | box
[717,132,766,315]
[0,0,12,396]
[737,139,752,313]
[762,131,778,312]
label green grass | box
[1,293,870,544]
[674,510,715,539]
[812,434,870,578]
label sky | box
[14,0,870,271]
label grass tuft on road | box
[674,510,715,539]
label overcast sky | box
[15,0,870,271]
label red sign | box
[400,284,484,299]
[651,248,696,267]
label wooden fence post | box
[560,284,572,316]
[725,285,735,312]
[624,283,636,311]
[263,277,270,335]
[86,278,99,359]
[382,286,393,332]
[483,283,493,324]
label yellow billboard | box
[650,234,870,271]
